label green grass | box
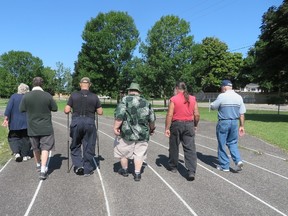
[1,100,287,167]
[0,117,11,166]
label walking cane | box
[67,112,70,173]
[96,113,100,166]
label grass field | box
[1,99,287,166]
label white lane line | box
[0,158,12,173]
[99,130,198,216]
[98,121,288,180]
[53,120,112,216]
[93,158,111,216]
[148,165,198,216]
[24,151,52,216]
[197,143,288,180]
[150,139,288,216]
[155,123,288,161]
[24,181,43,216]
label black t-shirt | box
[67,90,101,119]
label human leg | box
[227,120,242,165]
[30,137,41,170]
[182,122,197,180]
[82,122,97,175]
[216,121,230,170]
[168,122,180,171]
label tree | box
[140,15,195,105]
[253,1,288,93]
[196,37,243,91]
[75,11,139,95]
[0,50,44,94]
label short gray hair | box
[18,83,30,94]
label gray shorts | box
[30,134,55,151]
[114,137,148,161]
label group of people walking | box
[2,76,246,182]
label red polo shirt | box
[170,92,196,121]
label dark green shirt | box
[114,94,156,141]
[19,89,58,136]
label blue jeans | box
[216,119,241,169]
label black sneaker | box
[134,173,141,181]
[39,172,48,180]
[168,166,177,173]
[118,168,129,177]
[14,153,23,162]
[74,167,84,175]
[187,171,195,181]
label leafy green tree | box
[139,15,195,105]
[197,37,243,91]
[0,67,16,97]
[0,51,44,87]
[253,1,288,93]
[42,67,56,95]
[75,11,139,95]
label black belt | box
[173,120,193,122]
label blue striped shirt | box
[210,90,246,120]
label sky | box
[0,0,283,71]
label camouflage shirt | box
[114,94,156,141]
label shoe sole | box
[217,166,230,172]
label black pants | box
[8,129,31,156]
[168,121,197,174]
[70,117,97,174]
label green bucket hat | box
[127,82,141,92]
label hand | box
[150,127,156,135]
[165,129,170,137]
[239,127,245,136]
[114,127,121,136]
[2,119,8,127]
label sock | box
[41,166,46,173]
[135,170,140,174]
[36,162,41,167]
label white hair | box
[17,83,30,94]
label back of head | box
[33,77,44,87]
[18,83,30,94]
[175,81,187,91]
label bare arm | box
[114,119,123,136]
[165,102,174,137]
[64,105,71,114]
[194,101,200,130]
[97,107,103,115]
[239,114,245,136]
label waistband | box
[218,119,238,121]
[172,120,193,122]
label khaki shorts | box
[114,137,148,161]
[30,134,55,151]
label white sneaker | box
[217,165,229,172]
[23,156,31,161]
[235,161,244,171]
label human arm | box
[239,114,245,136]
[97,107,103,115]
[2,116,9,127]
[194,101,200,131]
[210,95,222,110]
[114,119,123,136]
[165,101,174,137]
[64,105,71,114]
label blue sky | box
[0,0,283,71]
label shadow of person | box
[113,159,146,174]
[155,154,187,178]
[47,153,67,174]
[197,152,218,169]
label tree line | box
[0,1,287,103]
